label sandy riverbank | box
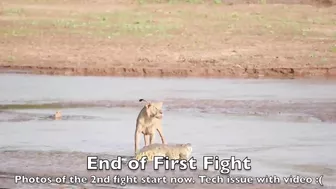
[0,0,335,78]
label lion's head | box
[145,102,163,119]
[54,111,62,119]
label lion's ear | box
[145,104,151,117]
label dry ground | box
[0,0,335,78]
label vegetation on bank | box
[0,0,335,70]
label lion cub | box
[53,110,62,120]
[134,99,166,155]
[135,143,193,161]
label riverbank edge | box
[1,65,336,79]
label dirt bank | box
[0,0,335,79]
[1,65,336,78]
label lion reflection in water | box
[135,143,193,161]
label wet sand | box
[0,73,336,188]
[0,150,335,189]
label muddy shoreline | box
[1,65,336,79]
[1,98,336,123]
[0,150,334,189]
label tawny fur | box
[135,143,192,161]
[54,111,62,120]
[134,99,166,155]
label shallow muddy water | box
[0,73,336,188]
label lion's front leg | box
[149,133,155,145]
[157,126,166,144]
[144,135,150,146]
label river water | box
[0,73,335,189]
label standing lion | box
[134,99,166,155]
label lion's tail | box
[139,99,147,103]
